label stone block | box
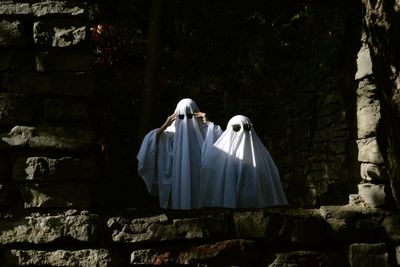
[1,125,34,146]
[131,239,261,265]
[0,1,86,16]
[0,20,29,47]
[5,249,113,267]
[107,212,233,243]
[1,72,94,96]
[0,94,37,126]
[32,1,87,16]
[233,210,279,240]
[396,245,400,265]
[0,210,100,244]
[0,2,31,15]
[318,205,386,242]
[1,125,96,152]
[356,79,377,98]
[34,19,87,47]
[349,194,363,205]
[358,183,386,207]
[19,182,91,208]
[357,137,384,164]
[0,50,34,71]
[36,49,92,72]
[349,243,390,267]
[269,251,339,267]
[181,239,260,265]
[131,249,164,265]
[13,157,95,181]
[382,215,400,241]
[357,97,381,139]
[233,209,331,244]
[355,43,373,80]
[360,163,387,182]
[44,98,88,122]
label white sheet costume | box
[200,115,288,208]
[137,98,222,209]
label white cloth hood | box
[165,98,205,148]
[174,98,200,114]
[200,115,288,208]
[137,98,222,209]
[169,98,207,209]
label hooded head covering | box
[200,115,288,208]
[174,98,200,114]
[168,98,209,209]
[169,98,205,147]
[137,98,222,209]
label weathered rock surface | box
[0,210,100,244]
[318,205,387,242]
[0,1,86,16]
[1,125,96,151]
[13,157,95,181]
[34,19,87,47]
[269,250,341,267]
[131,239,261,265]
[358,183,386,207]
[233,209,331,244]
[107,206,392,246]
[5,249,113,267]
[357,137,384,164]
[349,243,390,267]
[360,163,387,182]
[355,43,373,80]
[19,182,91,208]
[0,207,396,266]
[382,214,400,241]
[108,212,233,243]
[0,20,29,47]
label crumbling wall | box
[0,1,96,210]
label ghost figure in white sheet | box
[137,98,223,209]
[200,115,288,208]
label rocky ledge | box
[0,205,398,266]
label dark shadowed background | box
[92,0,362,209]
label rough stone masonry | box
[0,0,399,266]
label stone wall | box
[0,0,399,266]
[0,206,398,266]
[0,0,96,209]
[353,31,389,208]
[360,0,400,208]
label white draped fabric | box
[137,98,222,209]
[200,115,288,208]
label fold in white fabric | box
[200,115,288,208]
[137,98,222,209]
